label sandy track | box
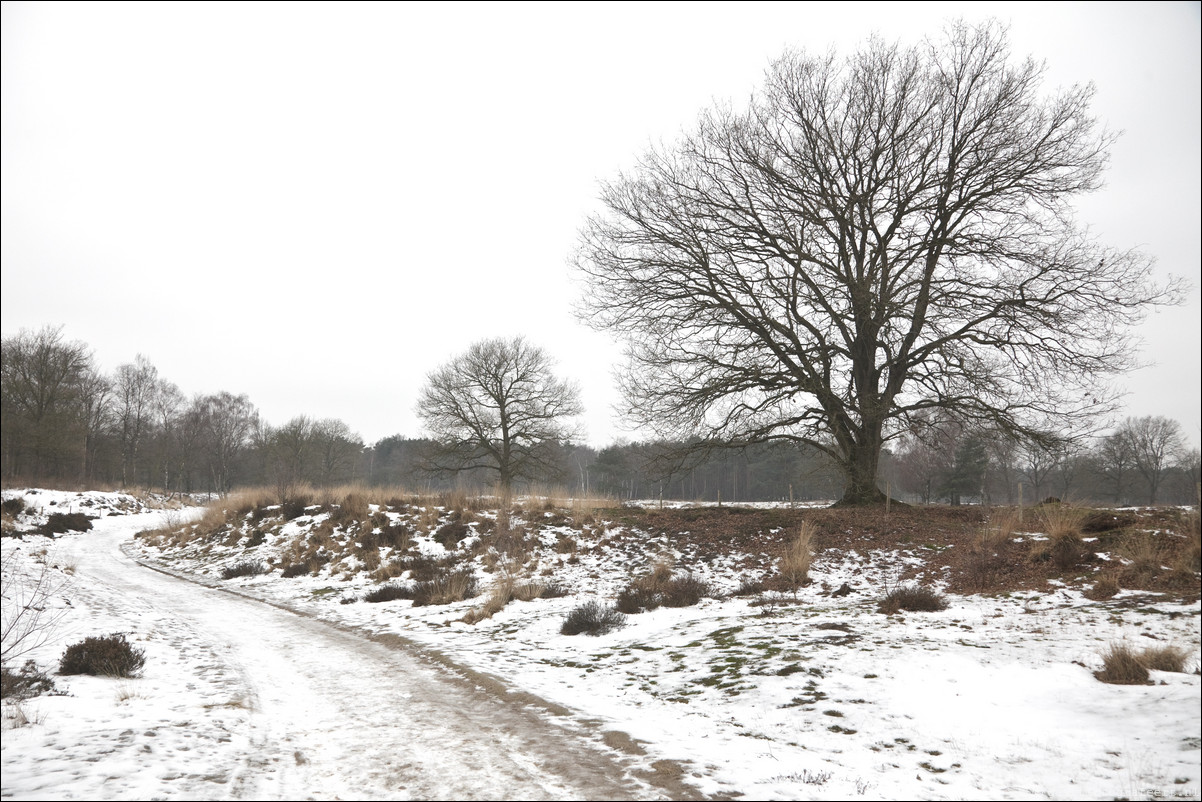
[31,512,663,800]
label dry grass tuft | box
[1094,642,1150,685]
[615,558,712,613]
[1083,574,1120,600]
[411,567,478,607]
[878,584,948,614]
[780,522,816,590]
[1137,644,1190,673]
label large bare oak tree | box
[575,22,1183,504]
[416,337,583,498]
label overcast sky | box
[3,2,1199,449]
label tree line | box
[3,324,1195,505]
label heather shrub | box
[661,572,711,607]
[616,562,712,614]
[280,562,310,578]
[328,492,371,527]
[1,497,26,518]
[363,583,414,603]
[59,633,146,678]
[40,512,93,535]
[616,583,662,614]
[561,601,626,636]
[1,660,55,700]
[279,498,309,520]
[434,520,472,549]
[221,560,266,580]
[411,568,478,606]
[878,584,948,614]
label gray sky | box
[3,1,1199,448]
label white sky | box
[2,1,1199,448]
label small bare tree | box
[575,21,1183,505]
[416,337,583,499]
[2,550,70,667]
[1118,415,1186,505]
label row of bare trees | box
[889,415,1199,506]
[0,326,355,495]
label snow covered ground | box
[3,490,1200,801]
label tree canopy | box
[575,21,1183,504]
[415,336,583,497]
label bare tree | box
[575,21,1182,504]
[2,550,70,667]
[197,392,258,495]
[114,354,160,487]
[416,337,583,498]
[261,415,313,502]
[0,325,92,479]
[76,363,112,484]
[1119,415,1185,505]
[310,418,363,488]
[1095,430,1136,505]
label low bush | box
[1094,642,1150,685]
[1,497,27,518]
[1,660,56,700]
[280,562,310,578]
[616,563,713,613]
[561,601,626,636]
[378,522,412,551]
[1083,574,1120,600]
[434,521,472,549]
[279,498,309,521]
[733,576,767,596]
[661,572,711,607]
[363,583,414,603]
[39,512,93,535]
[221,560,266,580]
[328,492,371,527]
[878,584,948,614]
[1138,645,1189,673]
[411,568,478,606]
[59,633,146,678]
[616,583,662,614]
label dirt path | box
[39,512,678,800]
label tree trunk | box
[835,436,888,506]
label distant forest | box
[3,326,1198,505]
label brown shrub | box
[411,568,478,606]
[59,633,145,678]
[879,584,948,614]
[1137,645,1190,673]
[1094,642,1150,685]
[1083,574,1120,600]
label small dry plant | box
[1118,532,1164,586]
[878,583,948,614]
[1094,642,1150,685]
[1137,644,1190,673]
[1029,504,1085,570]
[1083,574,1120,600]
[615,558,711,613]
[561,601,626,636]
[780,522,816,590]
